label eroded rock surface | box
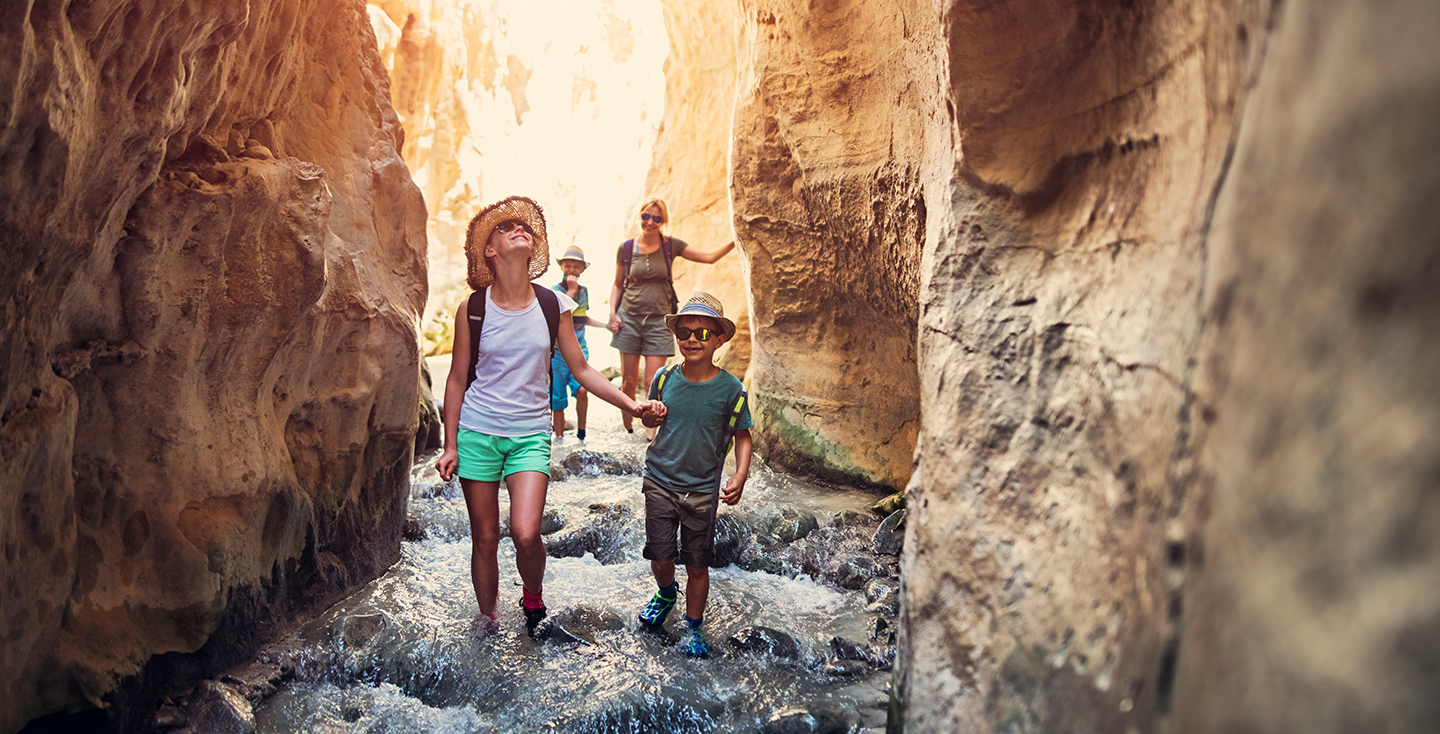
[0,1,426,730]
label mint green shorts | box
[456,429,552,482]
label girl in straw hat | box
[607,197,736,439]
[437,195,665,634]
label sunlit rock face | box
[729,0,937,491]
[0,1,426,730]
[646,0,749,377]
[367,0,669,360]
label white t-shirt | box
[459,287,578,437]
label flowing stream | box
[245,411,900,733]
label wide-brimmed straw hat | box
[664,291,736,340]
[556,245,588,266]
[464,195,549,290]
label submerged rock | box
[545,504,637,564]
[759,704,852,734]
[728,626,801,659]
[767,508,820,543]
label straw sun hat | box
[664,291,737,341]
[464,195,549,290]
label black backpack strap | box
[465,288,486,390]
[532,283,561,351]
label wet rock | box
[823,659,870,677]
[871,490,905,517]
[767,508,820,543]
[540,508,566,535]
[865,579,900,616]
[829,636,872,662]
[711,513,753,568]
[546,505,636,564]
[869,617,896,645]
[728,626,801,659]
[401,518,426,541]
[832,555,879,590]
[559,450,642,478]
[759,704,852,734]
[737,546,785,575]
[871,509,905,556]
[340,613,386,651]
[184,680,255,734]
[830,509,877,529]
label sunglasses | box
[674,326,718,342]
[640,213,665,223]
[494,220,534,235]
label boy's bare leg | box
[651,559,677,588]
[576,389,588,434]
[505,471,550,600]
[460,479,503,617]
[684,564,710,620]
[551,409,565,436]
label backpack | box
[651,364,748,464]
[464,283,561,392]
[620,237,679,314]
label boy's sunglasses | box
[674,327,718,342]
[494,220,534,235]
[640,213,665,223]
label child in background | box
[637,292,753,657]
[550,246,601,440]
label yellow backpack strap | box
[653,364,675,400]
[727,390,748,430]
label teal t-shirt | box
[644,367,752,493]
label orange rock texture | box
[0,1,427,730]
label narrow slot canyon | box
[2,0,1437,732]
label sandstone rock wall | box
[897,0,1440,731]
[0,1,427,730]
[729,0,937,490]
[646,0,750,376]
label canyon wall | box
[730,0,936,491]
[716,0,1438,731]
[646,0,750,377]
[0,1,427,731]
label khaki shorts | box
[610,309,676,357]
[641,477,718,568]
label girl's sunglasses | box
[495,220,533,235]
[640,213,665,223]
[674,327,717,342]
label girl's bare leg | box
[505,471,550,599]
[620,351,641,431]
[460,479,502,617]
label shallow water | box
[252,410,896,733]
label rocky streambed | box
[144,414,907,733]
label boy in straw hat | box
[437,195,664,636]
[636,291,753,657]
[549,245,601,441]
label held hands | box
[608,314,622,333]
[720,472,748,506]
[635,400,667,427]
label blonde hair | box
[638,198,670,231]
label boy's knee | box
[511,528,543,552]
[685,564,709,579]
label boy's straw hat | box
[464,195,549,290]
[556,245,589,266]
[665,291,736,340]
